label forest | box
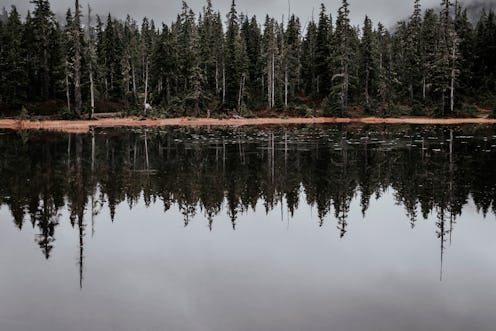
[0,0,495,118]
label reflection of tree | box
[1,125,496,267]
[33,196,60,259]
[436,207,450,281]
[67,135,87,289]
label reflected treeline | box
[1,125,496,263]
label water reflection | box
[1,125,496,289]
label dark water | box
[1,124,496,331]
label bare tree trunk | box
[450,38,457,114]
[144,58,149,115]
[442,88,445,117]
[215,60,219,93]
[267,62,272,108]
[73,0,82,117]
[238,73,246,111]
[65,60,71,113]
[284,64,288,108]
[87,5,95,119]
[272,52,275,108]
[132,65,137,101]
[89,70,95,118]
[422,76,426,100]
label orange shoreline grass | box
[1,116,496,133]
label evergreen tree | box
[421,9,439,102]
[358,15,377,110]
[454,7,474,96]
[0,0,495,117]
[375,22,394,113]
[122,15,140,103]
[405,0,423,103]
[199,0,220,98]
[301,20,318,98]
[315,4,332,98]
[284,15,302,105]
[63,8,74,112]
[29,0,62,101]
[241,15,263,108]
[86,5,97,117]
[0,6,27,106]
[141,17,154,113]
[97,14,124,100]
[262,16,277,109]
[72,0,82,116]
[436,0,458,115]
[331,0,352,114]
[474,10,496,98]
[224,0,245,110]
[150,24,174,106]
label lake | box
[1,124,496,331]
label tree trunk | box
[267,61,272,108]
[344,62,349,112]
[65,61,71,113]
[166,77,171,104]
[238,73,246,111]
[215,60,219,93]
[442,88,445,117]
[261,75,265,101]
[144,58,149,115]
[284,64,288,108]
[365,65,370,106]
[422,76,426,100]
[222,59,226,104]
[89,70,95,118]
[87,5,95,119]
[450,39,456,114]
[73,0,82,117]
[132,64,137,102]
[272,52,275,108]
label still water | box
[1,125,496,331]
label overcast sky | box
[0,0,482,28]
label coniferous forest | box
[0,0,495,118]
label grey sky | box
[0,0,484,28]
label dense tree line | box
[0,0,495,117]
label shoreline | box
[1,116,496,133]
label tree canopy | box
[0,0,495,117]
